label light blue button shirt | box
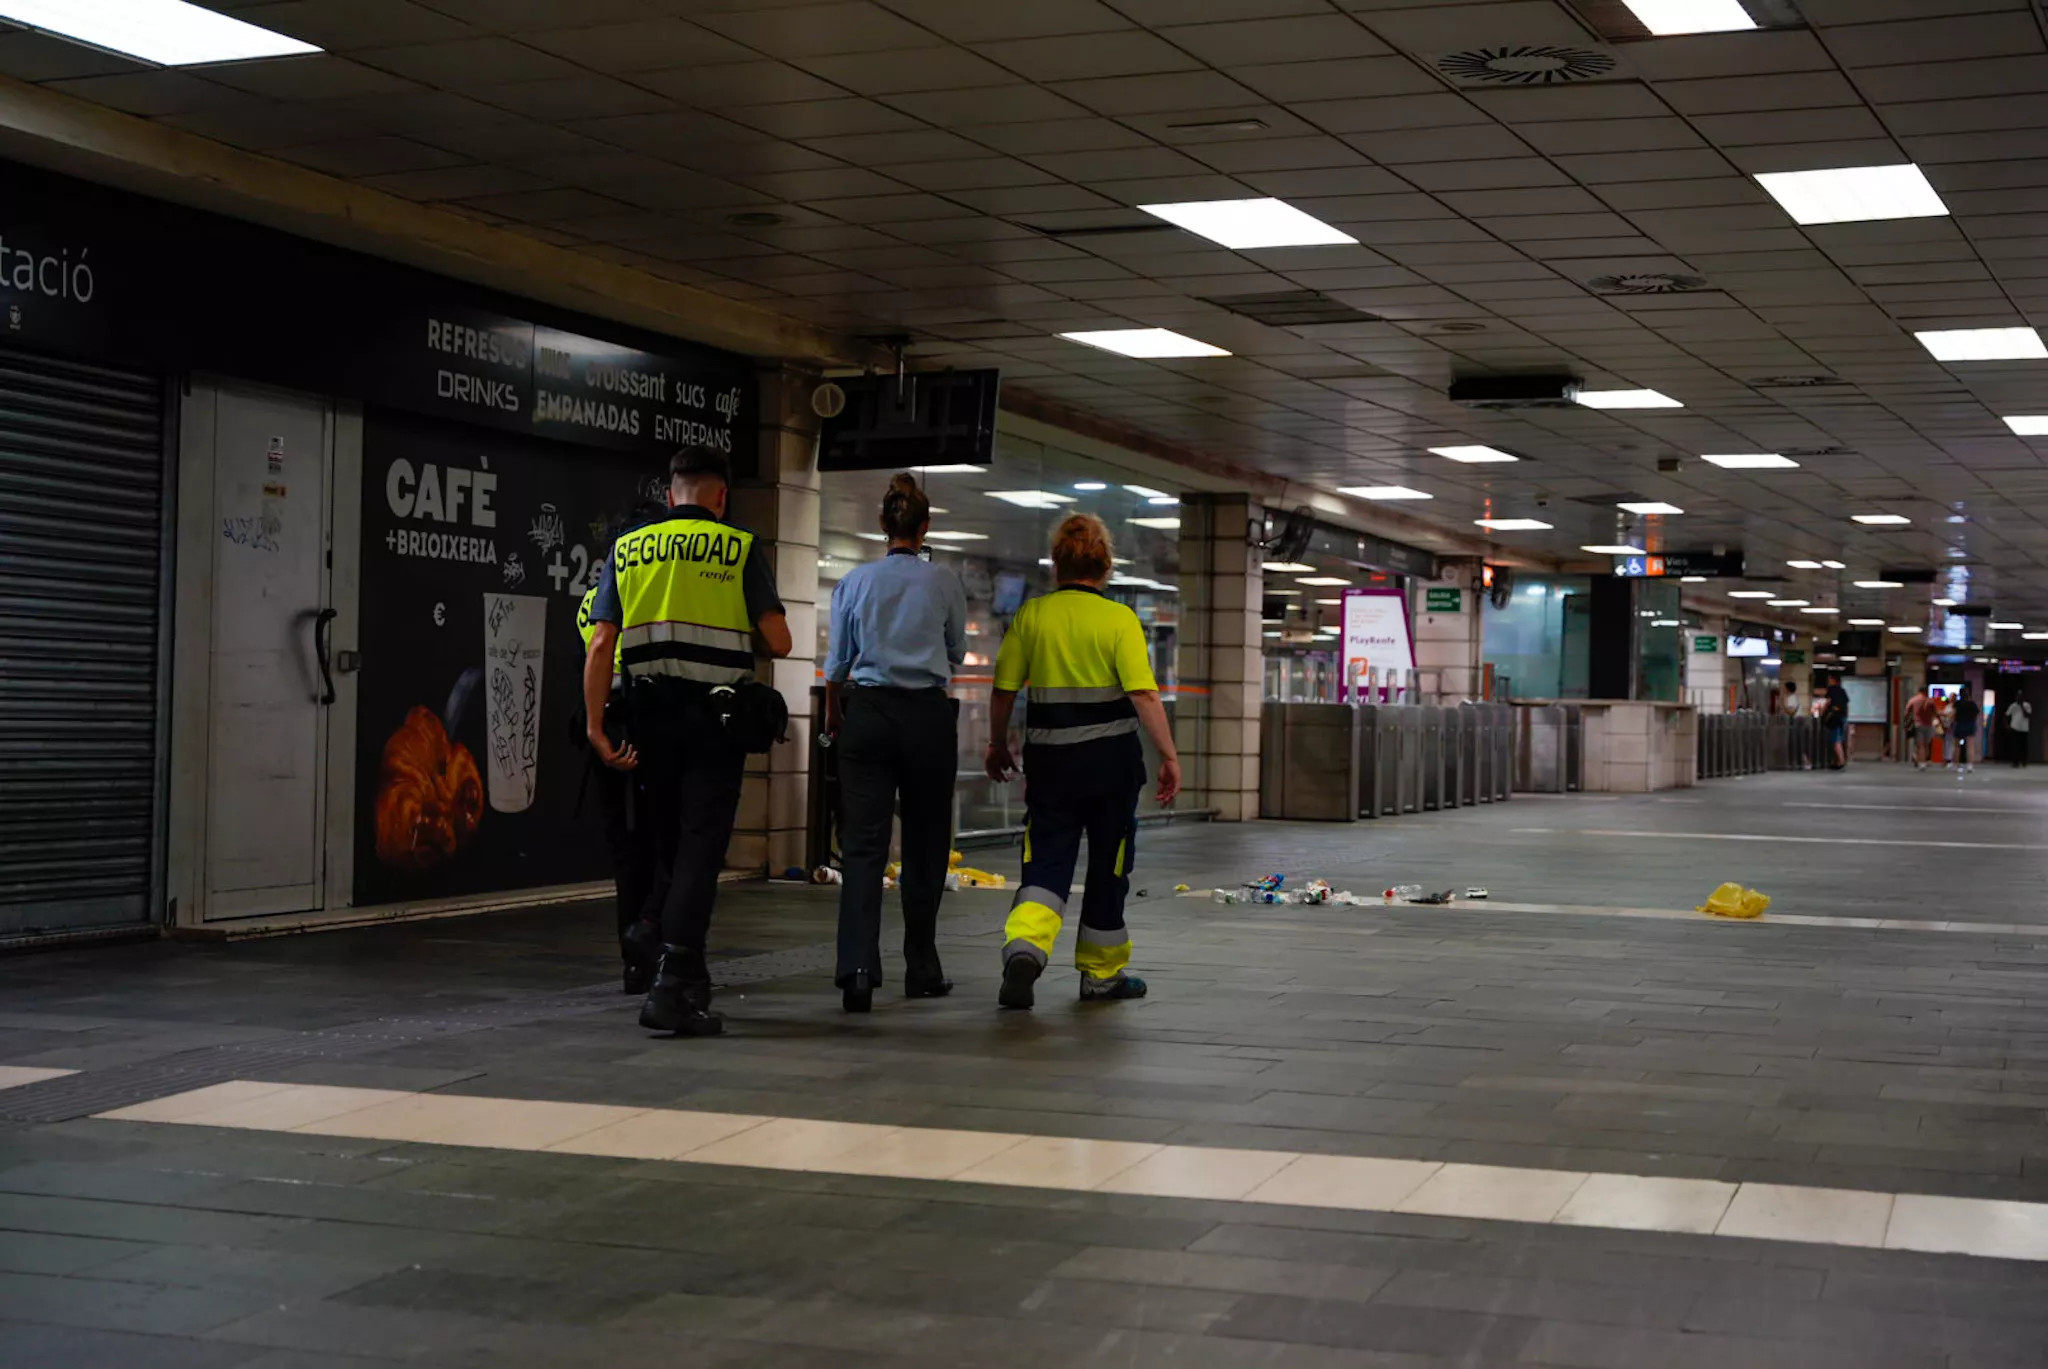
[825,550,968,690]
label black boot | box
[903,948,953,999]
[620,918,660,996]
[639,945,723,1037]
[840,969,874,1014]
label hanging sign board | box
[1339,588,1416,702]
[1424,586,1463,613]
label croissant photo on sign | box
[373,669,485,871]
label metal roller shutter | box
[0,348,165,937]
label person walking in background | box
[1951,683,1981,776]
[1823,674,1852,770]
[1905,685,1939,771]
[823,473,968,1013]
[985,514,1180,1010]
[576,502,667,994]
[2008,695,2032,768]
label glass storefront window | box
[1483,575,1593,700]
[1260,556,1407,703]
[816,429,1193,840]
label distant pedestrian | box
[1905,686,1939,770]
[2007,696,2032,769]
[1822,675,1851,769]
[1951,684,1981,776]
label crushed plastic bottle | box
[1383,884,1424,904]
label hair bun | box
[878,471,932,539]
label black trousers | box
[835,686,957,983]
[634,688,748,954]
[592,753,660,952]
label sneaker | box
[998,954,1042,1010]
[1079,973,1148,1002]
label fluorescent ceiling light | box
[1621,0,1756,34]
[1146,495,1180,506]
[1888,625,1923,634]
[0,0,321,65]
[1316,597,1342,606]
[1787,559,1824,570]
[1266,588,1300,596]
[1296,576,1353,587]
[985,490,1074,509]
[913,464,987,474]
[1341,485,1433,501]
[1934,598,1958,607]
[1262,562,1315,573]
[2026,633,2048,642]
[1618,501,1684,515]
[1848,618,1885,626]
[856,532,887,541]
[1474,518,1553,532]
[1681,575,1707,583]
[1130,516,1182,530]
[923,531,988,542]
[1138,197,1356,250]
[1822,560,1846,569]
[1754,164,1948,226]
[1576,388,1682,409]
[1854,579,1903,589]
[1915,327,2047,362]
[1582,544,1646,555]
[1802,606,1842,615]
[1653,619,1682,628]
[1701,453,1799,469]
[1992,621,2023,630]
[1768,599,1809,608]
[1761,657,1783,666]
[1059,328,1229,358]
[1728,591,1775,599]
[1432,445,1519,463]
[1123,484,1170,499]
[1852,514,1911,526]
[1072,481,1108,491]
[2003,416,2048,436]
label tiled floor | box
[5,768,2048,1366]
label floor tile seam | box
[94,1080,2048,1265]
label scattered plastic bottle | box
[1384,884,1424,903]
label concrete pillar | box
[728,365,821,877]
[1175,493,1262,821]
[1412,560,1482,702]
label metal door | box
[199,385,335,919]
[0,350,166,938]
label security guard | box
[583,447,791,1036]
[576,504,667,995]
[985,513,1181,1009]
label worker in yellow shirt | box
[984,513,1181,1009]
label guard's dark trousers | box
[835,686,956,985]
[634,686,748,954]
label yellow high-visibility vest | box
[993,585,1156,746]
[611,516,755,686]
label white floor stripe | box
[1515,827,2048,851]
[89,1081,2048,1264]
[1781,802,2048,815]
[0,1066,74,1091]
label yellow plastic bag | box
[1699,882,1769,919]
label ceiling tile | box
[1354,0,1596,51]
[874,0,1133,40]
[357,38,585,87]
[798,45,1016,94]
[632,62,848,107]
[1050,71,1262,115]
[695,2,944,58]
[520,19,756,72]
[975,30,1200,81]
[1158,15,1391,66]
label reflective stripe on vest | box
[1024,683,1138,746]
[611,518,755,686]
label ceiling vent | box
[1781,445,1851,457]
[1450,374,1581,409]
[1584,271,1714,295]
[1202,289,1386,328]
[1750,374,1850,388]
[1435,44,1620,86]
[1017,221,1176,241]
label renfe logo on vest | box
[617,526,745,584]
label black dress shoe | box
[903,956,953,999]
[621,919,660,995]
[639,946,723,1037]
[841,969,874,1014]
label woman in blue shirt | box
[824,474,968,1012]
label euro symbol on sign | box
[432,602,446,626]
